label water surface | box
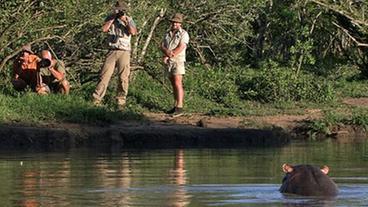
[0,139,367,206]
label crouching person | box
[12,45,39,91]
[36,50,70,95]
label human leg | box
[18,70,38,91]
[165,61,185,116]
[12,79,27,91]
[59,79,70,95]
[92,51,117,103]
[170,74,184,108]
[116,51,131,107]
[169,61,185,108]
[51,79,70,95]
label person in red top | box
[12,45,40,91]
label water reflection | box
[19,169,39,207]
[167,149,191,207]
[16,158,71,207]
[94,152,134,206]
[0,139,367,206]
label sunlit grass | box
[0,92,144,125]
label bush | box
[239,65,336,103]
[188,67,241,107]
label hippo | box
[279,164,338,197]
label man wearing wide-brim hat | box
[161,13,190,117]
[92,0,137,109]
[21,44,34,54]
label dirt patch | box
[143,109,322,132]
[342,98,368,107]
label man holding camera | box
[36,50,70,95]
[92,0,137,109]
[12,45,40,92]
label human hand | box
[165,50,174,58]
[163,56,169,64]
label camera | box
[115,10,125,19]
[38,58,51,68]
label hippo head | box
[279,164,338,197]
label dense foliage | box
[1,0,368,108]
[239,64,335,103]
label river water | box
[0,139,367,206]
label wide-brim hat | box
[170,13,184,23]
[21,44,34,54]
[113,0,128,11]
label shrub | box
[239,66,336,103]
[188,67,240,107]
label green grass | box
[1,64,368,129]
[335,79,368,98]
[0,92,145,125]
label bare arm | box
[119,16,137,35]
[49,67,65,81]
[102,19,114,33]
[50,66,70,94]
[161,41,186,58]
[48,61,65,81]
[126,20,137,35]
[161,42,172,57]
[171,42,187,57]
[160,43,171,64]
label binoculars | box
[115,10,125,19]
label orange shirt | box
[21,54,39,70]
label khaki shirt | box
[106,15,136,51]
[39,60,66,79]
[162,28,189,62]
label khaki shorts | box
[167,60,185,75]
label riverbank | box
[1,91,368,150]
[0,114,291,150]
[1,107,367,150]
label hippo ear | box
[282,163,294,173]
[321,165,329,175]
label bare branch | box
[138,8,166,64]
[309,11,323,34]
[190,6,240,25]
[332,21,368,47]
[32,25,67,33]
[132,16,150,61]
[311,0,368,28]
[1,0,39,42]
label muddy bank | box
[0,123,290,150]
[1,108,367,150]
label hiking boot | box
[171,107,184,118]
[117,104,126,111]
[166,107,176,114]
